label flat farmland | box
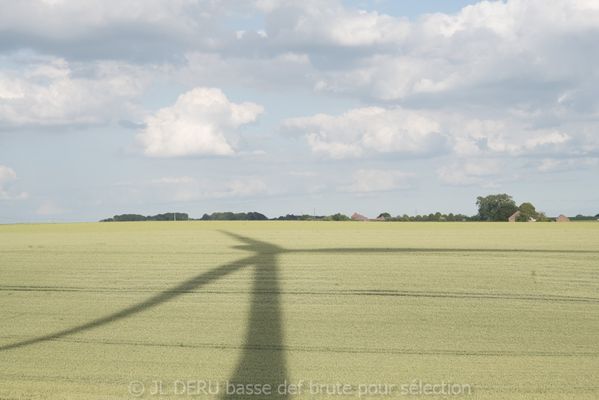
[0,222,598,399]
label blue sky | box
[0,0,598,222]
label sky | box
[1,0,598,222]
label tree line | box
[101,213,190,222]
[101,194,598,222]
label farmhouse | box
[508,211,536,222]
[508,211,520,222]
[351,212,368,221]
[556,214,570,222]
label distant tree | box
[101,213,189,222]
[536,212,548,222]
[151,212,188,221]
[517,202,538,222]
[330,213,350,221]
[377,212,391,220]
[112,214,146,222]
[275,214,326,220]
[200,211,267,221]
[476,194,518,221]
[246,212,268,220]
[570,214,598,221]
[275,214,301,221]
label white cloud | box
[343,169,414,193]
[258,0,410,47]
[0,1,216,50]
[137,87,263,157]
[449,117,576,157]
[0,56,147,127]
[313,54,458,100]
[0,165,28,200]
[285,103,589,162]
[284,107,446,159]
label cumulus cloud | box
[256,0,410,47]
[449,117,577,157]
[0,55,147,127]
[284,107,446,159]
[0,165,28,200]
[137,87,263,157]
[283,104,589,161]
[284,104,583,160]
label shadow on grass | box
[1,230,597,397]
[0,231,291,398]
[0,255,252,351]
[220,232,288,399]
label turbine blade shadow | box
[0,256,254,351]
[293,247,599,254]
[218,231,285,254]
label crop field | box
[0,221,598,399]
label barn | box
[508,211,521,222]
[351,212,368,221]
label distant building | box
[508,211,521,222]
[351,212,368,221]
[509,210,537,222]
[556,214,570,222]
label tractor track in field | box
[3,248,599,256]
[0,335,597,357]
[1,285,599,304]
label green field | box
[1,222,598,399]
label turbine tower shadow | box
[221,232,288,398]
